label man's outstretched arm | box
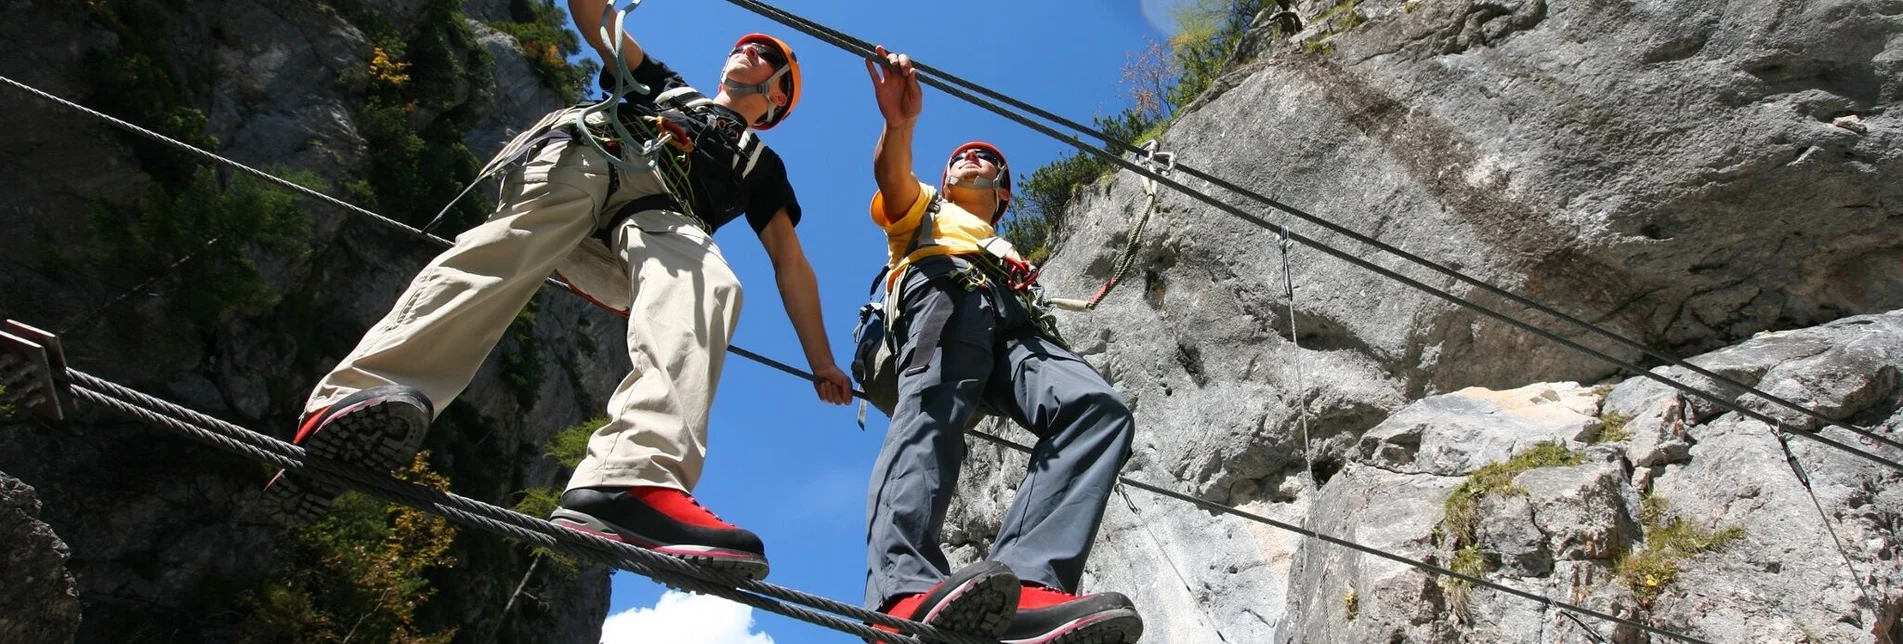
[757,210,852,405]
[865,46,923,223]
[569,0,645,72]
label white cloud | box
[601,591,775,644]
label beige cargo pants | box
[304,124,741,494]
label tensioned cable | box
[1774,424,1883,614]
[7,19,1889,472]
[1274,213,1345,632]
[722,0,1898,456]
[963,430,1711,644]
[715,0,1903,474]
[56,235,220,335]
[52,366,991,644]
[1562,612,1612,644]
[16,342,1709,644]
[738,336,1703,643]
[0,16,1854,642]
[0,72,839,397]
[1112,486,1231,642]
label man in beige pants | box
[259,1,849,580]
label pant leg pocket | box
[895,275,994,378]
[511,137,611,215]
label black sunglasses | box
[733,43,793,95]
[734,43,788,69]
[951,148,1004,165]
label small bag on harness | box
[850,270,902,427]
[850,196,947,427]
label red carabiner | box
[1002,256,1039,291]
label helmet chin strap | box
[947,148,1008,218]
[722,65,790,126]
[946,175,1003,190]
[945,175,1004,220]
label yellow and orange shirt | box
[870,182,1002,291]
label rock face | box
[0,472,82,644]
[947,0,1903,641]
[1281,313,1903,644]
[0,1,614,642]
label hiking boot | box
[258,385,434,527]
[872,561,1021,640]
[549,486,770,580]
[1002,584,1143,644]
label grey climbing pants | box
[865,255,1136,607]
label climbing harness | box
[424,0,677,234]
[429,3,790,239]
[1046,140,1173,312]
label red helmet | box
[941,141,1010,221]
[726,33,801,130]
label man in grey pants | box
[860,46,1145,644]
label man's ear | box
[773,91,790,108]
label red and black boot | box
[549,486,771,580]
[1002,583,1144,644]
[872,561,1021,640]
[258,385,434,526]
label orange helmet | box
[725,33,801,130]
[941,141,1011,221]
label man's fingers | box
[817,382,846,405]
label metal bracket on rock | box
[0,320,74,420]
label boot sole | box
[921,568,1019,638]
[1005,608,1144,644]
[258,394,432,527]
[548,508,770,581]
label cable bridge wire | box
[54,366,1000,644]
[0,7,1874,640]
[2,27,1890,473]
[0,23,1788,644]
[28,352,1720,644]
[715,0,1903,467]
[714,0,1894,640]
[0,71,866,396]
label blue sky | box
[589,1,1183,641]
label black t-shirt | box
[599,57,801,234]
